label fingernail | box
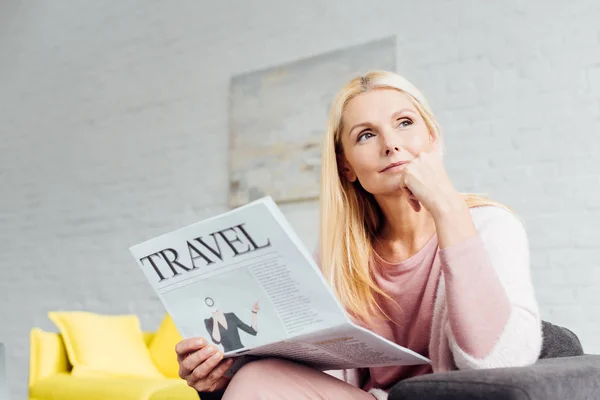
[212,352,222,360]
[196,339,204,346]
[206,346,216,355]
[227,358,234,365]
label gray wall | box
[2,1,599,398]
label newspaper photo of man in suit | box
[203,296,260,353]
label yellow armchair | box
[28,316,199,400]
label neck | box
[375,193,436,251]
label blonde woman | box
[175,70,543,399]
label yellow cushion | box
[29,329,70,386]
[150,380,198,400]
[47,311,163,378]
[29,373,196,400]
[148,314,183,379]
[143,332,155,347]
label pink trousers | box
[222,359,376,400]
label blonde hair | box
[318,70,509,324]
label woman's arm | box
[431,197,480,250]
[432,200,512,358]
[394,150,541,367]
[435,205,542,368]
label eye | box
[397,118,413,128]
[357,131,374,142]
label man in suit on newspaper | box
[203,297,260,353]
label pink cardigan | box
[327,206,543,399]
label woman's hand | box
[399,151,463,217]
[400,151,479,249]
[252,301,260,313]
[176,337,234,392]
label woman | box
[175,70,543,399]
[203,297,260,353]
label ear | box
[337,155,357,182]
[428,131,443,155]
[433,138,444,156]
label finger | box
[190,351,225,383]
[176,337,206,358]
[180,346,219,378]
[409,197,421,212]
[207,358,235,382]
[399,178,421,212]
[404,187,421,212]
[398,175,413,198]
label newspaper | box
[129,196,430,376]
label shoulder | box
[225,312,241,322]
[469,205,527,237]
[467,205,530,258]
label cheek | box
[404,130,432,154]
[348,147,379,175]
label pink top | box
[362,233,440,390]
[361,232,511,391]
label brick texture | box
[1,1,599,398]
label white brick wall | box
[1,1,599,398]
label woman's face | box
[339,88,436,195]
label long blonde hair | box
[318,70,509,324]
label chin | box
[373,179,404,192]
[361,185,403,197]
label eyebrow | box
[347,108,416,137]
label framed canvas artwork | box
[228,36,396,207]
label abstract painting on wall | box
[228,36,396,207]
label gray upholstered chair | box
[389,321,600,400]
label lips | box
[380,161,409,173]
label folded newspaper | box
[129,196,430,376]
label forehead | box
[342,88,415,126]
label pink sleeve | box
[438,234,511,358]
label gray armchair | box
[389,321,600,400]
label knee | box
[231,358,289,384]
[224,358,291,398]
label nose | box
[385,147,399,156]
[384,139,401,156]
[381,129,403,156]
